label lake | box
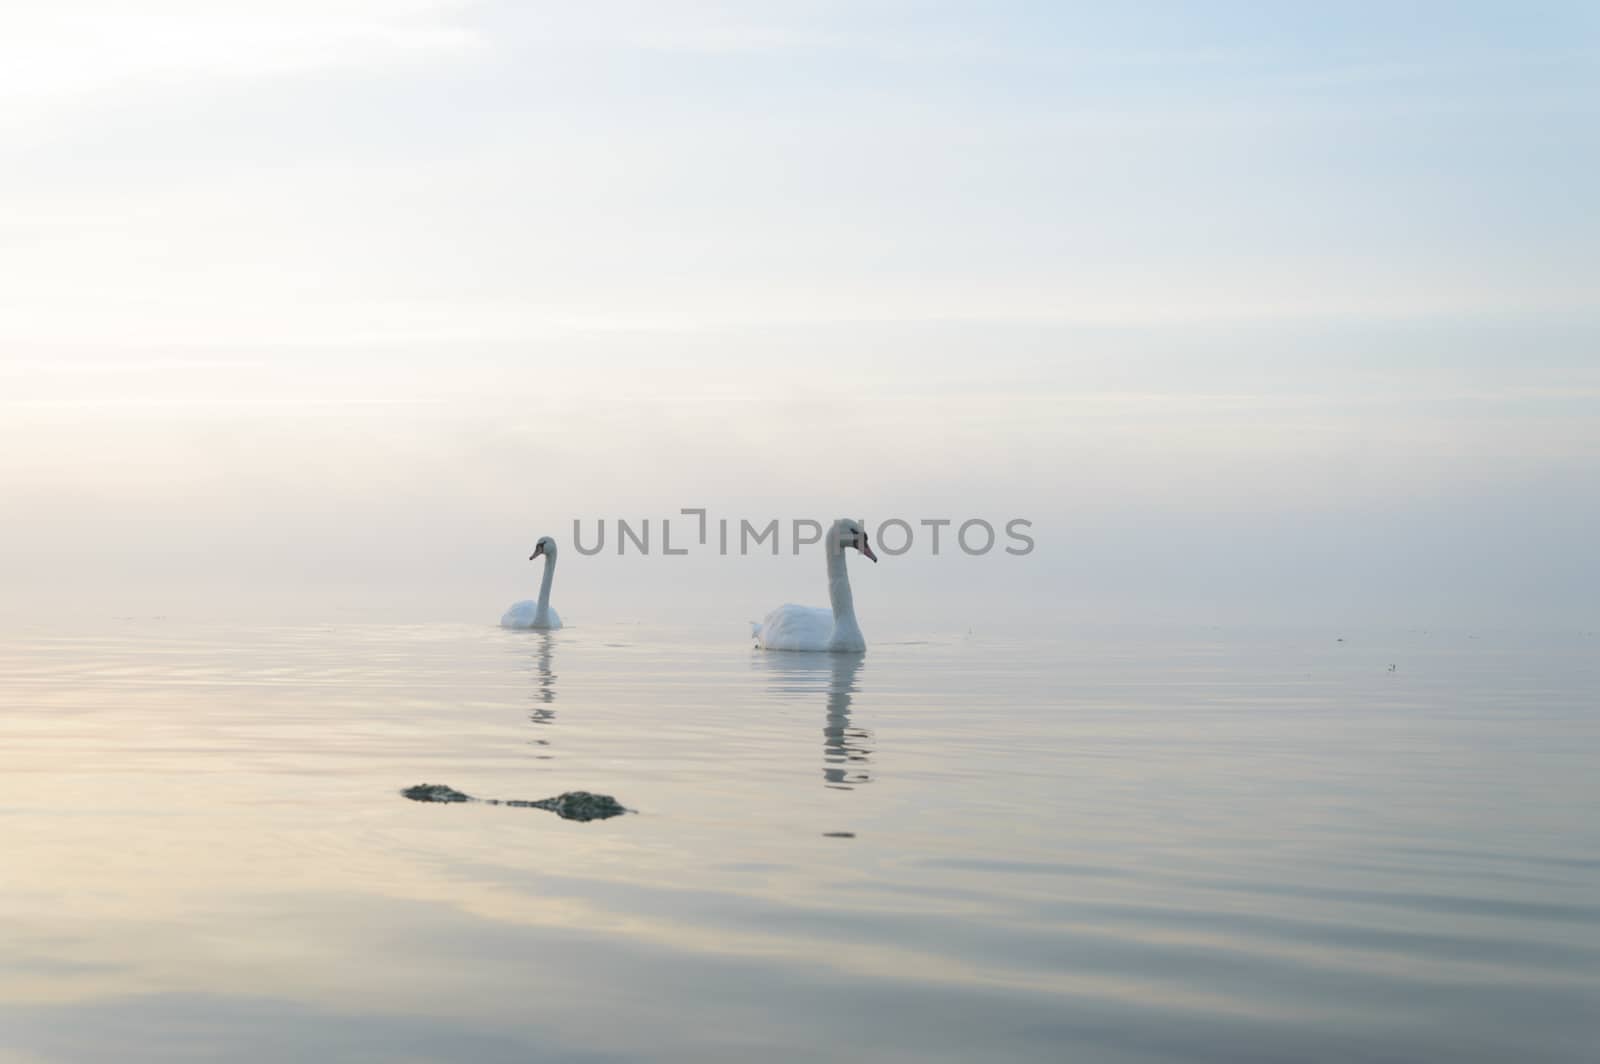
[2,621,1596,1062]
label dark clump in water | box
[502,791,627,821]
[402,783,627,821]
[402,783,473,803]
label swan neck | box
[825,529,858,629]
[536,551,556,621]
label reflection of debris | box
[401,783,627,821]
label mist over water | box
[4,320,1598,633]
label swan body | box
[501,536,563,629]
[501,600,562,630]
[753,518,877,652]
[752,605,842,651]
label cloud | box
[0,1,482,124]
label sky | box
[1,1,1596,631]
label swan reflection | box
[754,652,871,789]
[530,631,557,727]
[519,632,556,759]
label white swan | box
[752,518,878,652]
[501,536,564,630]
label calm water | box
[1,621,1596,1062]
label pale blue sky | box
[1,2,1595,629]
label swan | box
[500,536,564,630]
[752,518,877,652]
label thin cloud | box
[0,359,272,375]
[0,3,483,117]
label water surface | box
[2,622,1596,1062]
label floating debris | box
[402,783,627,821]
[402,783,472,803]
[822,831,856,838]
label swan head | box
[832,518,878,563]
[529,536,557,561]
